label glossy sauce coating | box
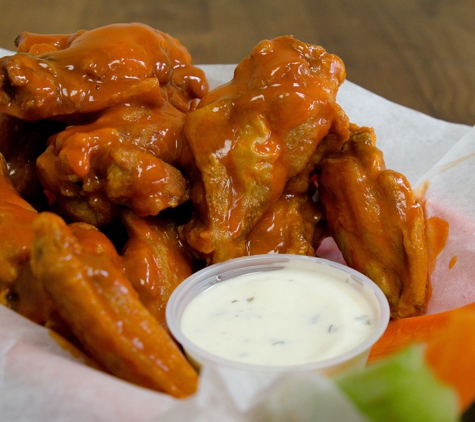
[121,209,194,325]
[36,99,192,226]
[317,125,431,318]
[181,35,349,264]
[1,23,208,120]
[0,23,209,226]
[30,212,198,397]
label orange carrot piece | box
[368,301,475,412]
[424,306,475,412]
[369,312,449,362]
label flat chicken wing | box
[181,35,349,263]
[0,23,208,120]
[29,211,198,397]
[316,125,430,318]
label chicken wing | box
[121,209,194,325]
[0,23,207,226]
[0,153,39,307]
[29,211,198,397]
[0,113,64,201]
[316,125,430,318]
[181,35,349,263]
[0,23,208,120]
[244,192,325,256]
[36,99,192,226]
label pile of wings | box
[0,23,432,397]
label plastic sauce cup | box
[166,254,390,376]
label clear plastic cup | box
[166,254,390,376]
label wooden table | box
[0,0,474,125]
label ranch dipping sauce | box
[180,267,377,366]
[167,255,390,372]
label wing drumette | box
[316,125,430,318]
[181,35,349,263]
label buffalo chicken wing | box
[121,209,194,325]
[0,23,208,226]
[0,23,208,120]
[181,35,349,263]
[29,212,198,397]
[316,125,430,318]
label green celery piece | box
[335,345,460,422]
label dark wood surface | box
[0,0,474,125]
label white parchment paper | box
[0,51,473,420]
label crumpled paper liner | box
[0,306,177,422]
[0,51,473,420]
[158,366,370,421]
[414,128,475,314]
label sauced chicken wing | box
[181,35,349,264]
[8,221,125,342]
[0,23,208,120]
[121,209,194,325]
[245,192,325,256]
[0,113,64,201]
[316,125,430,318]
[0,23,208,226]
[0,154,121,334]
[0,153,40,311]
[29,211,198,397]
[36,99,192,226]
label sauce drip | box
[425,216,450,275]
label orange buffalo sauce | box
[425,216,450,275]
[181,36,350,264]
[2,23,208,120]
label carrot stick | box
[369,301,475,412]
